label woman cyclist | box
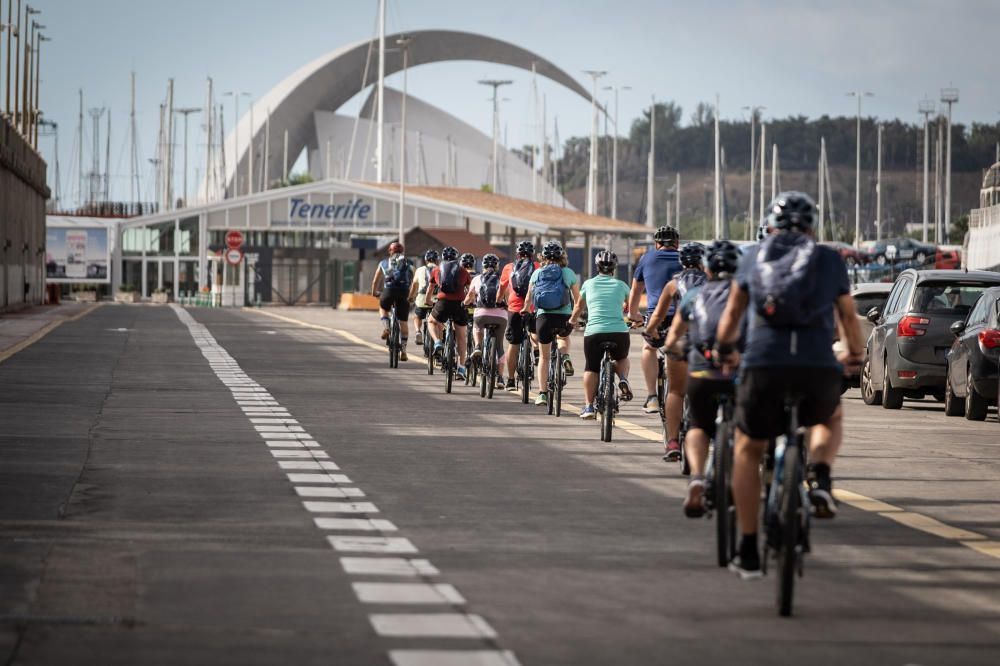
[464,253,507,387]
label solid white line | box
[340,557,439,577]
[353,583,465,604]
[328,536,417,553]
[369,614,496,638]
[302,501,378,513]
[314,517,396,531]
[286,473,351,484]
[389,651,522,666]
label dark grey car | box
[944,286,1000,420]
[860,269,1000,409]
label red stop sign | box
[225,230,244,249]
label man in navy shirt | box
[628,226,682,416]
[715,192,864,579]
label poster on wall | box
[46,226,110,283]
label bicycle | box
[464,319,478,386]
[442,319,458,394]
[594,341,620,441]
[387,305,401,369]
[705,392,737,568]
[517,318,534,405]
[546,338,567,417]
[423,319,435,375]
[760,395,811,617]
[479,324,501,399]
[679,395,692,476]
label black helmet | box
[594,250,618,274]
[516,240,535,257]
[706,240,741,276]
[460,253,476,269]
[482,253,500,269]
[423,249,439,263]
[679,242,706,268]
[542,241,564,261]
[441,246,459,261]
[653,225,680,246]
[766,192,816,231]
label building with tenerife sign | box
[114,30,653,305]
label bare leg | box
[506,342,519,380]
[614,358,631,380]
[538,341,551,390]
[665,359,688,440]
[685,428,710,477]
[809,405,842,466]
[642,344,658,396]
[583,370,598,404]
[456,326,468,364]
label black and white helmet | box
[441,246,459,261]
[482,253,500,269]
[706,240,741,276]
[542,241,564,260]
[679,242,706,268]
[653,225,680,246]
[516,240,535,257]
[594,250,618,274]
[766,192,816,231]
[423,249,439,263]
[460,253,476,269]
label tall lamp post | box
[847,91,873,247]
[582,69,606,215]
[918,99,935,243]
[477,79,512,194]
[940,87,959,238]
[602,83,630,219]
[174,107,201,207]
[223,90,251,196]
[396,35,411,245]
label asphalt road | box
[2,304,999,666]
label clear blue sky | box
[26,0,1000,207]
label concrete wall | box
[0,117,49,311]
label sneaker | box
[683,480,706,518]
[414,332,423,346]
[808,476,838,519]
[580,405,596,420]
[380,328,390,340]
[432,342,444,361]
[399,349,408,362]
[496,376,507,389]
[728,554,764,581]
[505,378,517,392]
[562,356,575,377]
[663,439,682,462]
[456,366,467,380]
[472,347,483,361]
[618,378,634,402]
[535,392,548,406]
[643,395,659,414]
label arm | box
[424,272,436,304]
[716,280,749,348]
[834,292,865,364]
[407,271,419,302]
[520,284,534,314]
[663,310,689,353]
[462,280,476,306]
[627,278,644,322]
[569,290,587,327]
[370,265,384,297]
[644,282,676,334]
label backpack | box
[691,280,732,352]
[510,259,534,297]
[383,257,412,290]
[675,268,707,300]
[477,271,501,308]
[749,232,819,328]
[533,264,570,310]
[438,260,461,294]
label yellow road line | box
[0,303,101,365]
[244,307,1000,562]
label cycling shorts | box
[642,320,670,350]
[379,289,410,320]
[506,312,536,345]
[735,367,842,439]
[473,314,507,344]
[583,332,630,373]
[535,313,572,345]
[414,306,431,319]
[431,299,469,327]
[686,376,734,439]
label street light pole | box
[876,123,883,241]
[918,99,935,243]
[477,79,512,194]
[603,83,630,219]
[175,107,201,207]
[397,36,411,246]
[582,69,606,215]
[33,31,47,148]
[223,90,250,196]
[941,87,959,237]
[847,91,873,247]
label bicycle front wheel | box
[776,443,802,617]
[713,418,733,568]
[485,336,496,399]
[601,359,614,442]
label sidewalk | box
[0,302,101,363]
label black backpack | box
[691,280,732,352]
[510,259,533,297]
[438,260,461,294]
[749,232,819,327]
[477,271,501,308]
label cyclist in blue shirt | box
[715,192,864,579]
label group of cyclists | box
[371,191,864,583]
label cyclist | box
[426,246,472,380]
[645,241,708,460]
[628,226,682,415]
[521,241,579,407]
[500,241,539,391]
[661,240,743,517]
[464,253,507,386]
[460,253,478,357]
[714,192,864,579]
[409,249,439,347]
[370,240,413,361]
[569,250,633,419]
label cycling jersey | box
[579,274,630,336]
[634,247,681,316]
[414,264,437,308]
[429,265,471,302]
[469,274,506,319]
[500,261,539,313]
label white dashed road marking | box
[389,650,522,666]
[370,613,497,638]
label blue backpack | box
[749,232,819,328]
[383,257,412,290]
[533,264,570,310]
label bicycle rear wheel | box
[389,314,400,368]
[547,346,556,416]
[713,417,733,568]
[519,340,531,404]
[776,442,801,617]
[485,335,496,399]
[601,358,614,442]
[445,330,455,394]
[554,355,563,417]
[680,396,691,475]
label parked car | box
[935,246,962,270]
[944,286,1000,420]
[823,241,870,267]
[869,237,937,266]
[860,269,1000,409]
[835,282,893,387]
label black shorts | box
[642,314,671,349]
[687,377,734,438]
[583,332,630,373]
[735,366,842,439]
[535,313,572,345]
[380,289,410,320]
[414,305,431,319]
[506,312,536,344]
[430,299,469,327]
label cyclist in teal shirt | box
[569,251,634,419]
